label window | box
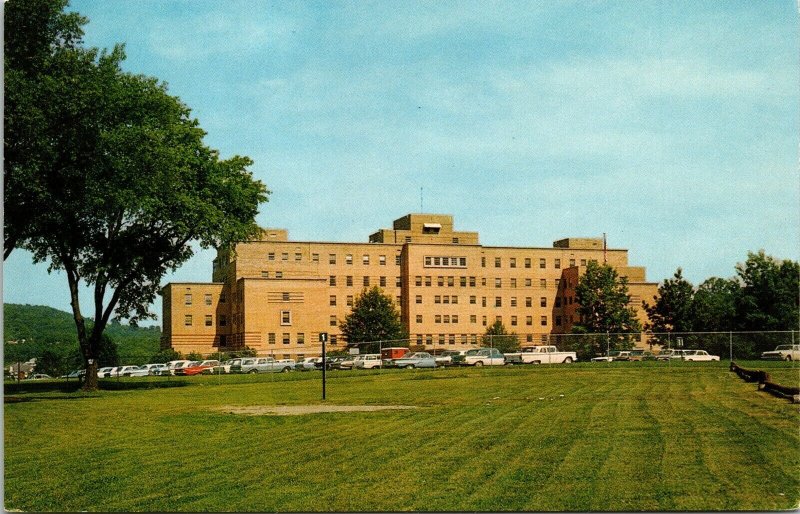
[295,253,302,261]
[511,297,517,307]
[449,334,456,345]
[526,297,532,307]
[495,278,502,288]
[395,255,401,265]
[426,334,433,345]
[363,276,370,286]
[219,315,227,327]
[205,315,213,327]
[435,295,441,304]
[470,295,476,304]
[415,276,423,286]
[347,295,354,307]
[510,258,516,268]
[331,334,338,345]
[495,297,502,307]
[481,257,486,267]
[438,276,444,286]
[282,252,289,261]
[495,257,501,268]
[416,295,422,304]
[510,278,517,288]
[581,259,587,266]
[330,276,337,286]
[184,315,192,326]
[541,316,548,326]
[416,315,423,323]
[268,252,275,261]
[405,236,412,243]
[541,297,547,307]
[443,295,450,304]
[443,315,450,324]
[346,276,353,286]
[297,333,305,345]
[379,255,386,265]
[281,311,291,326]
[330,316,337,326]
[569,258,576,267]
[282,292,290,301]
[555,258,561,269]
[282,333,290,345]
[469,276,476,287]
[330,296,337,306]
[482,297,487,307]
[396,276,402,287]
[448,276,454,287]
[184,294,192,306]
[435,315,442,324]
[460,276,467,287]
[452,295,458,304]
[261,270,270,278]
[555,278,560,288]
[482,316,487,326]
[526,316,533,326]
[524,258,531,268]
[204,294,212,306]
[380,276,386,287]
[417,335,423,345]
[329,254,337,264]
[525,278,532,287]
[268,333,276,344]
[470,315,477,324]
[438,334,446,345]
[481,277,487,286]
[312,253,319,262]
[511,316,517,326]
[539,258,546,269]
[425,276,432,286]
[362,254,370,265]
[345,254,353,265]
[452,237,459,244]
[540,278,547,289]
[452,315,459,324]
[275,271,283,279]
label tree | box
[482,320,519,353]
[734,251,799,331]
[690,277,739,332]
[5,3,269,390]
[643,268,695,344]
[339,287,408,353]
[150,348,183,364]
[572,261,641,353]
[4,0,87,259]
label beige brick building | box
[161,214,657,357]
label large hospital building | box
[161,214,657,358]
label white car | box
[434,350,468,366]
[681,350,720,362]
[295,357,322,371]
[453,348,505,366]
[761,345,800,361]
[97,366,114,378]
[118,365,149,377]
[141,363,168,375]
[160,360,192,375]
[353,354,382,369]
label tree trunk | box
[63,264,102,391]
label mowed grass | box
[4,362,799,512]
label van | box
[380,347,410,360]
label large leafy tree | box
[5,1,269,390]
[643,268,695,344]
[690,277,739,332]
[572,261,641,352]
[339,287,408,353]
[482,320,520,353]
[734,251,799,331]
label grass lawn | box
[4,361,799,511]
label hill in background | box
[4,303,161,363]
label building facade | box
[161,214,657,358]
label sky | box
[3,0,799,327]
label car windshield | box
[465,350,480,356]
[775,345,792,350]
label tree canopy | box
[339,287,408,353]
[482,320,520,353]
[4,0,269,389]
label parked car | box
[761,345,800,361]
[97,366,114,378]
[232,357,295,373]
[118,365,149,377]
[655,349,687,361]
[315,356,348,371]
[626,349,656,361]
[381,347,411,360]
[211,361,233,374]
[452,348,505,366]
[434,350,469,366]
[504,345,577,364]
[141,363,169,375]
[295,357,322,371]
[337,355,359,370]
[60,369,86,379]
[157,360,193,375]
[101,366,121,378]
[591,350,621,362]
[26,373,53,380]
[391,352,437,369]
[180,360,220,376]
[353,354,382,369]
[681,350,720,362]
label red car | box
[178,360,220,376]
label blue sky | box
[4,0,798,326]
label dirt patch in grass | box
[218,404,419,416]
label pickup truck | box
[232,357,296,373]
[760,345,800,361]
[504,345,577,364]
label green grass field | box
[5,361,799,512]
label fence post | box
[729,331,733,362]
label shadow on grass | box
[4,378,189,398]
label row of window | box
[265,332,341,346]
[184,293,217,306]
[328,276,400,287]
[424,256,468,268]
[267,252,402,266]
[413,276,565,289]
[184,314,227,327]
[413,333,552,345]
[417,314,550,326]
[481,257,595,269]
